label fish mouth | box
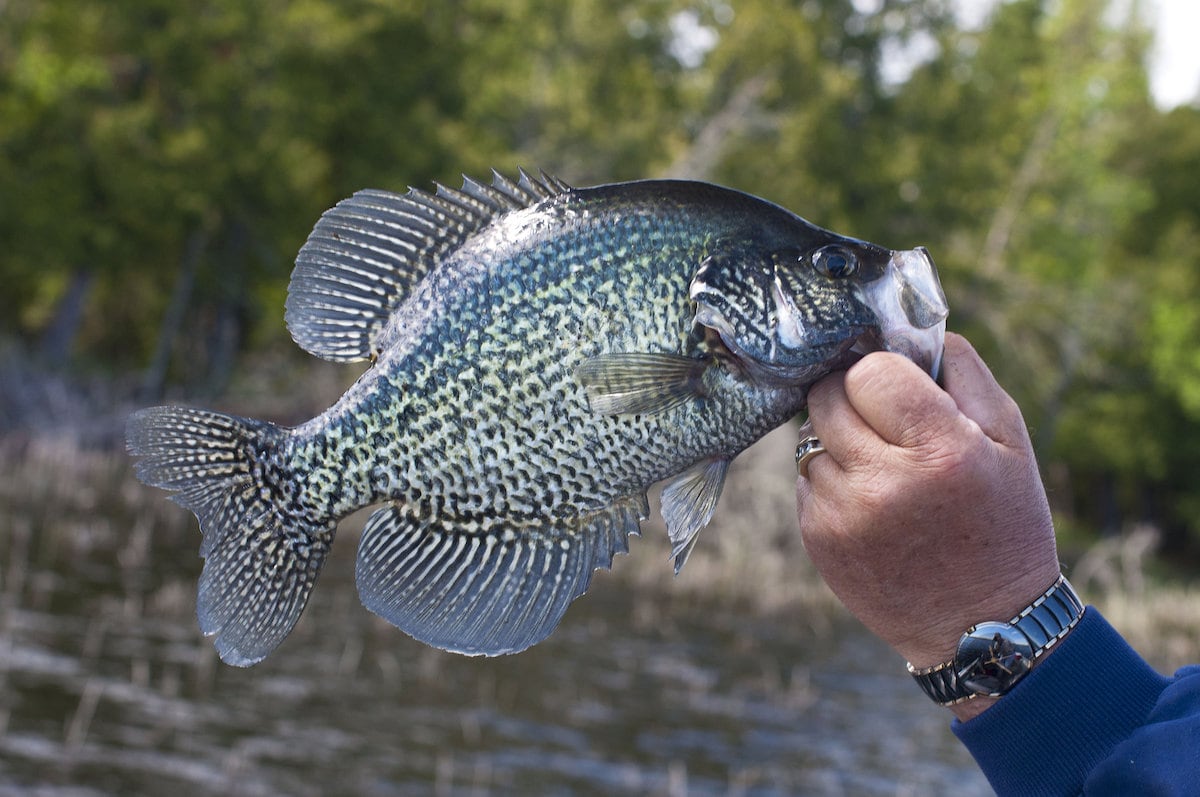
[814,330,889,377]
[799,318,945,388]
[799,246,947,380]
[699,315,869,387]
[859,246,948,380]
[701,319,942,390]
[851,327,943,375]
[842,331,883,369]
[842,325,942,378]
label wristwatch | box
[907,575,1084,706]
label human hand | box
[796,332,1061,720]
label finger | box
[795,463,814,506]
[938,332,1028,448]
[842,350,959,450]
[795,429,838,482]
[805,373,864,458]
[803,370,886,479]
[794,423,839,526]
[796,377,851,494]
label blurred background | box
[1,0,1198,794]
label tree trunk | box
[138,229,207,402]
[38,268,95,366]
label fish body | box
[128,171,948,665]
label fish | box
[126,169,948,666]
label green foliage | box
[3,0,1200,551]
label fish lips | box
[859,246,949,380]
[827,247,948,381]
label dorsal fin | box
[285,169,572,362]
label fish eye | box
[812,245,858,279]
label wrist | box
[949,614,1083,721]
[889,555,1064,669]
[949,694,997,721]
[906,575,1084,713]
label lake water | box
[0,436,992,796]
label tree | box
[4,0,1200,552]
[0,0,468,392]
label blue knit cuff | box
[951,608,1170,797]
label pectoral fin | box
[660,457,730,574]
[576,352,711,416]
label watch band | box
[907,575,1085,706]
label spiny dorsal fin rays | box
[576,352,713,416]
[354,495,644,656]
[285,170,572,363]
[660,457,730,575]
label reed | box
[2,421,1195,671]
[1092,585,1200,673]
[1065,525,1199,672]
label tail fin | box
[126,406,335,666]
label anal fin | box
[660,458,730,575]
[355,496,645,656]
[576,352,711,416]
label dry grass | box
[1090,586,1200,673]
[2,420,1196,673]
[1068,525,1200,673]
[613,425,1200,674]
[0,432,207,690]
[0,433,193,570]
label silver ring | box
[795,435,827,478]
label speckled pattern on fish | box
[127,170,948,665]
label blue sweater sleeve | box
[950,608,1200,796]
[1083,661,1200,795]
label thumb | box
[841,350,961,451]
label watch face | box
[955,622,1034,696]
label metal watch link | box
[907,575,1084,706]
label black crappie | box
[127,170,948,666]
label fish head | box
[689,236,947,386]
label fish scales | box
[300,185,796,518]
[128,170,948,665]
